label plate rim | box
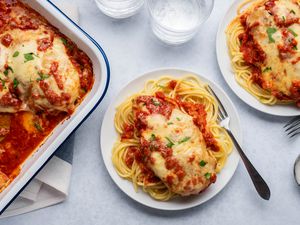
[216,0,300,117]
[100,67,241,211]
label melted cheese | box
[246,0,300,96]
[0,171,9,190]
[142,108,217,196]
[0,27,80,112]
[21,111,40,133]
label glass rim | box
[146,0,215,33]
[95,0,145,16]
[95,0,144,3]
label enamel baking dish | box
[0,0,110,213]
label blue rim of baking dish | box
[0,0,111,215]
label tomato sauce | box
[168,80,177,90]
[292,57,300,65]
[37,36,53,52]
[238,6,267,89]
[0,0,94,103]
[135,93,175,119]
[126,90,220,185]
[0,0,94,188]
[238,32,266,65]
[181,102,220,152]
[277,29,298,60]
[139,136,185,186]
[39,81,71,106]
[0,112,67,177]
[264,0,276,11]
[125,146,160,185]
[49,61,64,90]
[251,66,265,87]
[290,81,300,106]
[0,92,21,107]
[133,93,175,136]
[121,124,134,140]
[1,33,12,47]
[238,1,300,105]
[274,15,299,27]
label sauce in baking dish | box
[0,0,94,191]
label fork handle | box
[226,130,271,200]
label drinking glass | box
[95,0,145,19]
[147,0,214,45]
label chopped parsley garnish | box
[176,117,181,121]
[61,37,73,50]
[165,137,175,148]
[199,160,207,167]
[13,51,19,57]
[263,67,272,73]
[61,37,68,46]
[3,66,13,76]
[150,134,156,141]
[24,53,35,62]
[0,78,6,89]
[282,16,286,21]
[266,27,277,43]
[178,137,191,144]
[36,72,50,81]
[34,122,43,132]
[167,122,174,125]
[293,45,298,50]
[151,98,160,106]
[204,172,211,180]
[288,28,298,37]
[7,66,13,73]
[13,78,19,89]
[290,9,296,14]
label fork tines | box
[284,116,300,138]
[206,85,228,120]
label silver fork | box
[206,86,271,200]
[284,116,300,138]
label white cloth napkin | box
[0,2,79,218]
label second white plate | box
[100,68,241,210]
[216,0,300,117]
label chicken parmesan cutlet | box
[132,93,217,196]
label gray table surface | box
[2,0,300,224]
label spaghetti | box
[112,75,233,201]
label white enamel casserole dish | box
[0,0,110,213]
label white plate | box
[101,68,241,210]
[216,0,300,117]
